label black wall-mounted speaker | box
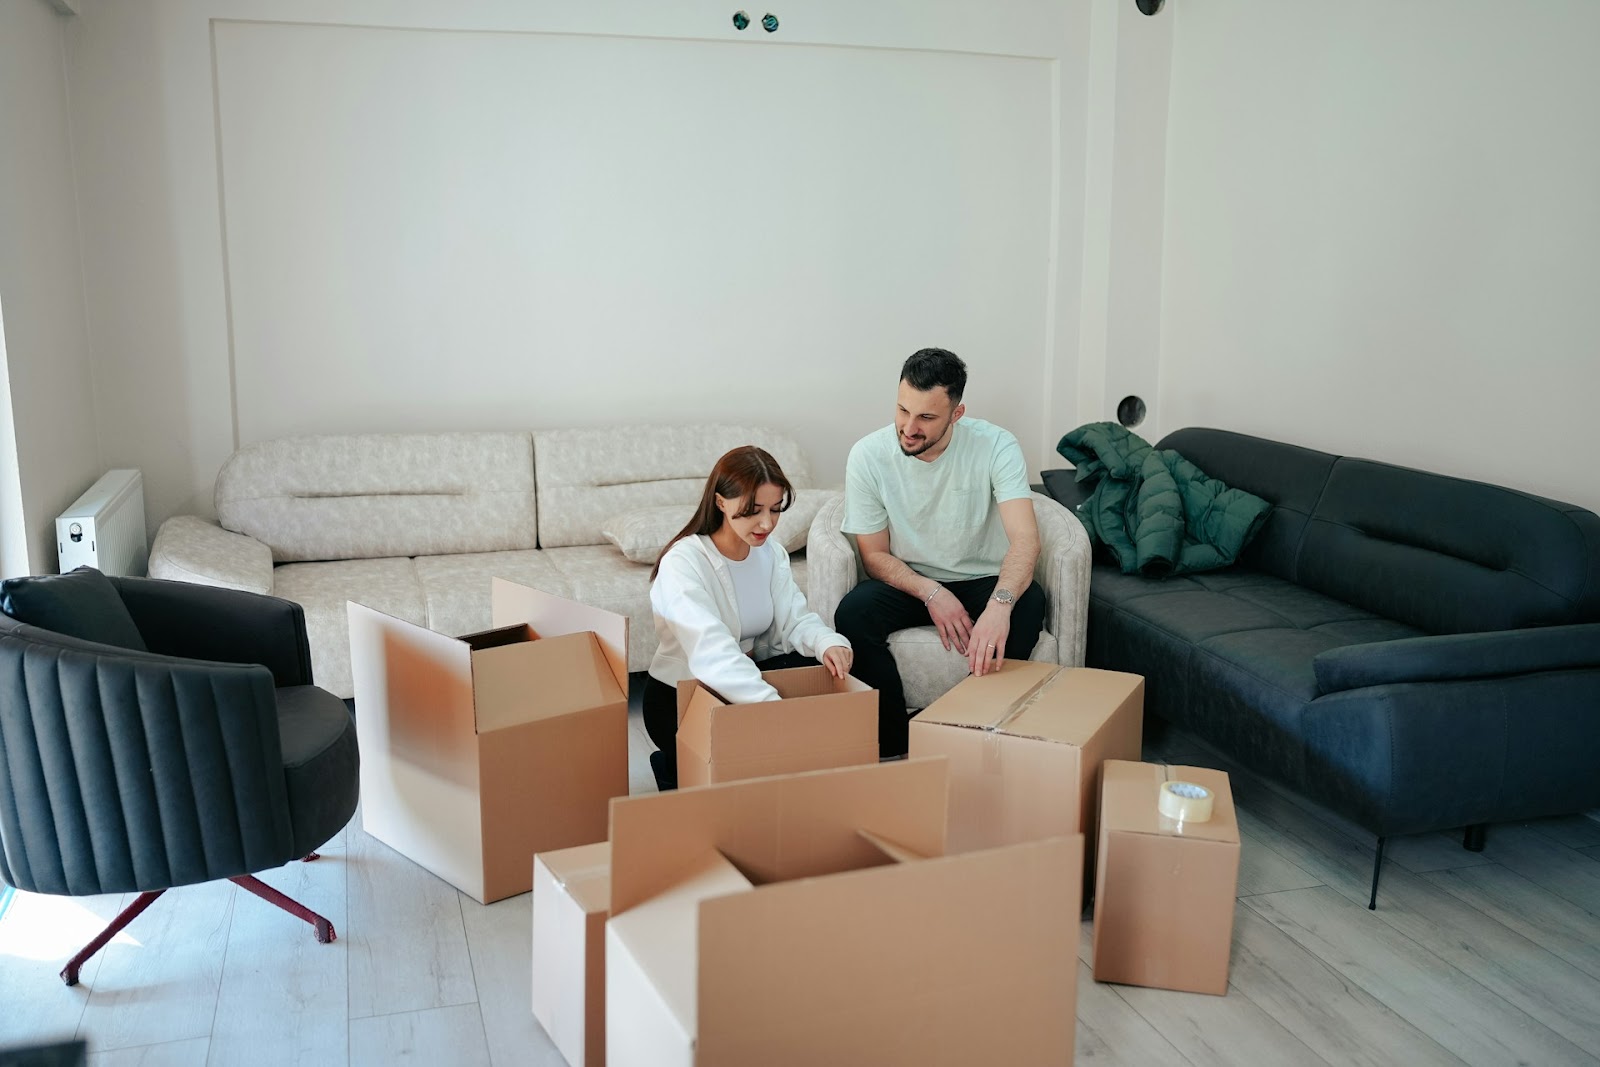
[1136,0,1166,15]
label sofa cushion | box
[216,433,538,563]
[533,425,813,548]
[600,489,835,564]
[271,557,425,699]
[1089,566,1423,771]
[413,550,572,639]
[1297,458,1600,634]
[0,566,148,651]
[1155,428,1338,582]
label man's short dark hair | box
[900,348,967,405]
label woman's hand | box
[822,644,854,680]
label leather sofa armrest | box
[1313,624,1600,695]
[112,576,315,689]
[148,516,274,595]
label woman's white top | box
[724,545,776,648]
[649,534,851,703]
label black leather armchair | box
[0,575,358,985]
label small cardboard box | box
[532,842,610,1067]
[675,665,877,787]
[605,758,1082,1067]
[348,578,629,903]
[909,662,1143,891]
[1091,760,1240,995]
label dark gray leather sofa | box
[1046,428,1600,902]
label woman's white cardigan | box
[649,534,851,704]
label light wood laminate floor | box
[3,689,1600,1066]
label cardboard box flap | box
[1003,668,1146,745]
[857,828,928,864]
[490,578,629,693]
[471,630,623,733]
[609,758,949,916]
[914,660,1058,731]
[535,841,611,914]
[1100,760,1238,843]
[676,677,720,726]
[347,601,479,773]
[693,836,1082,1065]
[606,851,754,1049]
[764,666,873,700]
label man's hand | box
[821,644,853,680]
[967,604,1012,677]
[927,587,973,654]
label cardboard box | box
[908,662,1143,891]
[348,578,629,903]
[675,665,877,787]
[532,842,610,1067]
[1091,760,1240,995]
[605,758,1082,1067]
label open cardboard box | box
[1091,760,1240,995]
[348,578,628,903]
[605,758,1082,1066]
[675,665,877,787]
[532,841,611,1067]
[909,661,1142,896]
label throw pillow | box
[0,566,149,651]
[601,507,692,565]
[773,489,832,553]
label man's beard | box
[899,424,950,457]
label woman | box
[645,445,852,790]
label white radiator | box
[56,469,148,577]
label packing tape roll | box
[1158,780,1214,822]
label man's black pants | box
[834,576,1046,757]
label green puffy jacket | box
[1055,423,1271,577]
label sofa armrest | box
[1313,624,1600,695]
[1031,492,1092,666]
[148,515,274,595]
[805,493,861,628]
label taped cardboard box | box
[532,842,610,1067]
[1091,760,1239,995]
[605,758,1082,1067]
[908,662,1142,892]
[675,665,877,787]
[348,578,628,903]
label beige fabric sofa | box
[805,492,1092,710]
[148,426,819,698]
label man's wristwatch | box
[991,588,1016,606]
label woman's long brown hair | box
[650,446,794,580]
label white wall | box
[64,0,1097,529]
[0,0,101,575]
[1159,0,1600,512]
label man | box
[837,348,1046,757]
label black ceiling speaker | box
[1136,0,1165,14]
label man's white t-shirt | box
[842,417,1032,582]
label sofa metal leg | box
[231,874,337,944]
[60,889,165,986]
[1463,824,1487,852]
[1368,837,1386,910]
